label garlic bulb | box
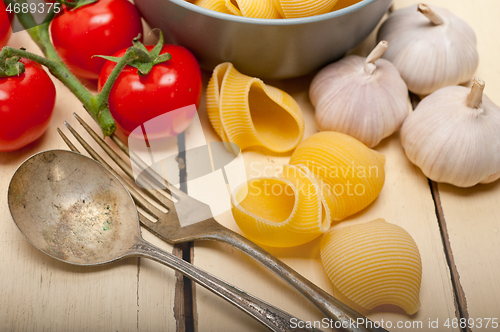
[310,41,409,147]
[377,3,479,96]
[401,78,500,187]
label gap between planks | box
[134,131,196,331]
[173,132,196,332]
[410,93,470,332]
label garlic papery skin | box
[401,78,500,188]
[309,41,409,148]
[377,3,479,96]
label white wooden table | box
[1,0,499,331]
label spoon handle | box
[130,238,321,332]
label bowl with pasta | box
[134,0,392,79]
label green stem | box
[91,48,139,137]
[1,47,56,72]
[94,48,136,107]
[3,0,117,136]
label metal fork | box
[59,113,387,332]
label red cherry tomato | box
[98,45,202,139]
[1,0,12,48]
[0,59,56,152]
[50,0,143,80]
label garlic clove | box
[377,3,479,96]
[401,78,500,187]
[310,41,409,148]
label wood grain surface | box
[1,0,499,331]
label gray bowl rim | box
[168,0,383,25]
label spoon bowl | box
[8,150,139,265]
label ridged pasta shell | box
[320,219,422,314]
[195,0,233,14]
[289,131,385,221]
[278,0,338,18]
[225,0,281,18]
[232,165,331,247]
[207,62,305,153]
[332,0,360,10]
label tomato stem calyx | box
[95,29,171,77]
[94,47,136,111]
[73,0,99,10]
[0,55,25,77]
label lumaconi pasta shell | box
[207,62,305,153]
[195,0,233,14]
[232,165,331,247]
[289,131,385,221]
[320,219,422,315]
[227,0,281,18]
[278,0,338,18]
[331,0,360,10]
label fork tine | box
[81,114,186,199]
[110,133,130,156]
[71,113,176,209]
[60,122,164,218]
[57,128,80,153]
[71,113,163,192]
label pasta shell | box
[195,0,233,14]
[232,165,331,247]
[226,0,281,18]
[320,219,422,314]
[278,0,338,18]
[289,131,385,221]
[332,0,360,10]
[207,62,305,153]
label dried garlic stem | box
[364,41,388,75]
[418,3,444,25]
[466,77,485,109]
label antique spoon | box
[7,149,320,332]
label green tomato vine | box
[0,0,158,137]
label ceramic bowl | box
[134,0,392,79]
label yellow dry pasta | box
[225,0,281,18]
[207,62,305,153]
[278,0,337,18]
[332,0,360,11]
[188,0,342,18]
[195,0,233,14]
[232,165,331,247]
[289,131,385,221]
[320,219,422,314]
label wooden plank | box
[190,22,458,329]
[393,0,500,328]
[0,30,178,331]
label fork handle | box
[208,228,388,332]
[130,238,321,332]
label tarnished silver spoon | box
[7,150,320,332]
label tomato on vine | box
[1,0,12,48]
[0,59,56,152]
[97,34,202,139]
[50,0,143,80]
